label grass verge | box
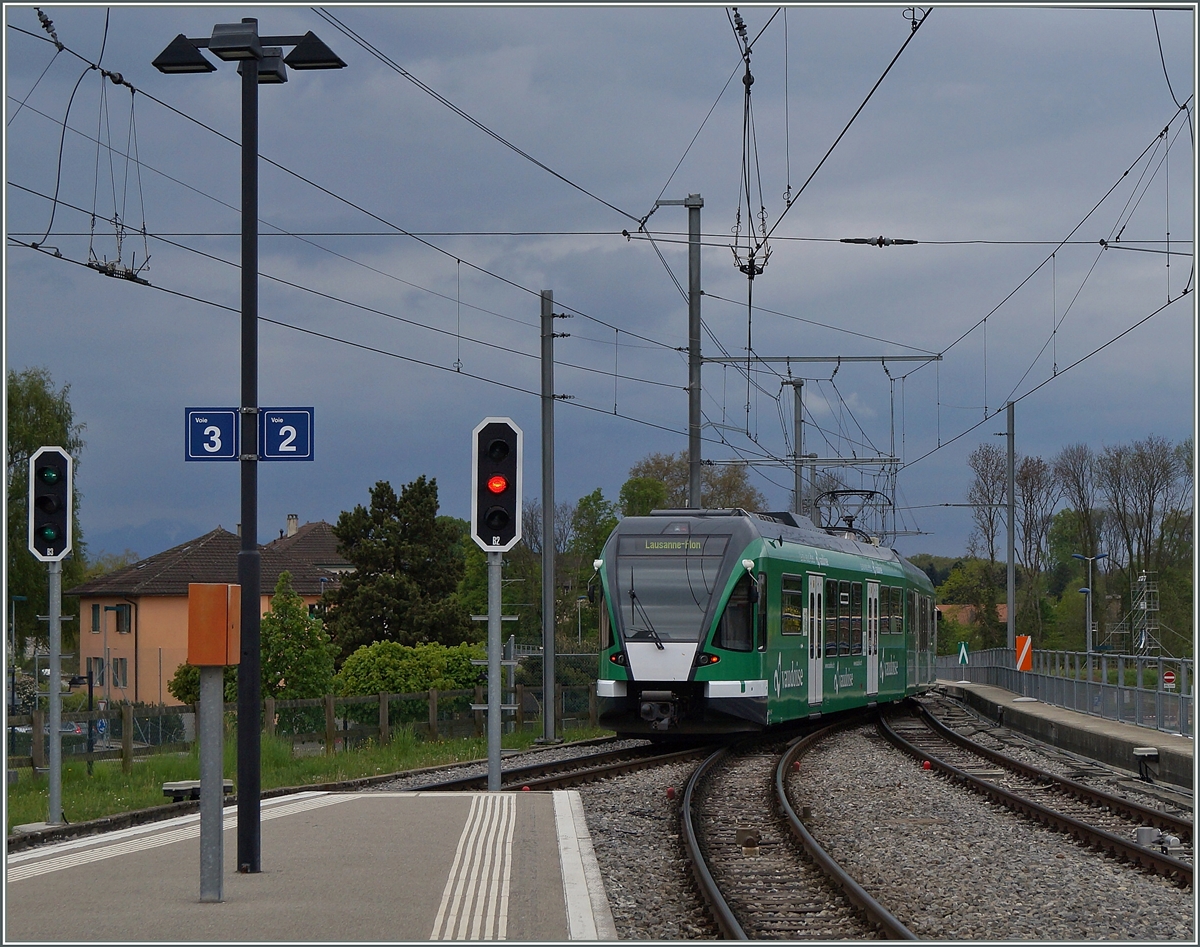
[7,723,613,834]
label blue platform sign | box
[186,408,239,461]
[259,407,314,461]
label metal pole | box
[199,665,224,901]
[686,194,703,509]
[792,380,803,515]
[487,551,502,791]
[1086,559,1093,657]
[47,560,62,825]
[86,670,93,776]
[541,290,557,742]
[1006,402,1015,651]
[236,25,262,874]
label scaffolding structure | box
[1104,571,1163,656]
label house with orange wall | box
[66,519,349,706]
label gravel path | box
[791,725,1194,941]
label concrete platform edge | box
[554,789,618,940]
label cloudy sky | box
[4,3,1195,564]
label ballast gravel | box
[791,726,1194,941]
[577,760,718,940]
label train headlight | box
[608,652,627,666]
[695,652,720,666]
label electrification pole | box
[1006,402,1016,651]
[540,290,558,742]
[655,195,703,508]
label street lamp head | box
[1078,587,1090,595]
[1071,553,1086,561]
[208,21,263,61]
[284,31,347,70]
[244,48,288,84]
[1095,552,1108,561]
[152,34,216,73]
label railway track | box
[681,721,914,940]
[879,701,1193,887]
[398,740,714,792]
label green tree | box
[619,476,667,516]
[570,489,618,562]
[166,663,237,705]
[336,640,483,696]
[261,571,335,700]
[6,367,86,659]
[624,450,766,510]
[324,477,472,661]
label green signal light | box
[37,524,61,543]
[36,464,63,485]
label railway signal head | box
[28,446,73,561]
[471,418,522,552]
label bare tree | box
[1015,455,1060,639]
[1098,435,1188,575]
[1052,442,1101,556]
[626,450,766,511]
[966,443,1006,567]
[520,498,576,557]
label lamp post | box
[576,595,587,646]
[9,595,27,714]
[1072,552,1108,656]
[154,19,344,875]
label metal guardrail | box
[936,648,1193,738]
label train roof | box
[616,508,932,589]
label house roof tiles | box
[66,526,345,598]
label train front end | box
[594,512,766,737]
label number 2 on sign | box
[277,425,297,452]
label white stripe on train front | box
[623,641,697,681]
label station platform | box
[937,680,1194,790]
[5,789,617,942]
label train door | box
[866,581,880,696]
[807,573,824,706]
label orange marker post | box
[1015,634,1032,672]
[188,583,239,904]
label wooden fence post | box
[474,685,484,737]
[516,684,525,731]
[324,693,336,755]
[379,692,390,746]
[428,688,439,741]
[264,697,276,738]
[554,683,564,737]
[122,702,134,774]
[32,708,45,773]
[589,687,597,728]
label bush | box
[336,641,483,723]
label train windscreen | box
[614,534,730,642]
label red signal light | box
[487,475,508,494]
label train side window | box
[598,587,611,651]
[756,574,767,651]
[715,574,754,652]
[907,590,917,645]
[878,587,890,635]
[838,581,851,655]
[824,579,838,656]
[781,575,804,635]
[850,582,863,655]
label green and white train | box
[593,508,938,736]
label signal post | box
[27,446,73,826]
[471,419,522,791]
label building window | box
[88,657,105,686]
[115,604,132,634]
[91,603,101,633]
[113,658,128,689]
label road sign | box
[186,408,239,461]
[1163,670,1176,690]
[957,641,969,665]
[96,717,107,737]
[259,407,314,461]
